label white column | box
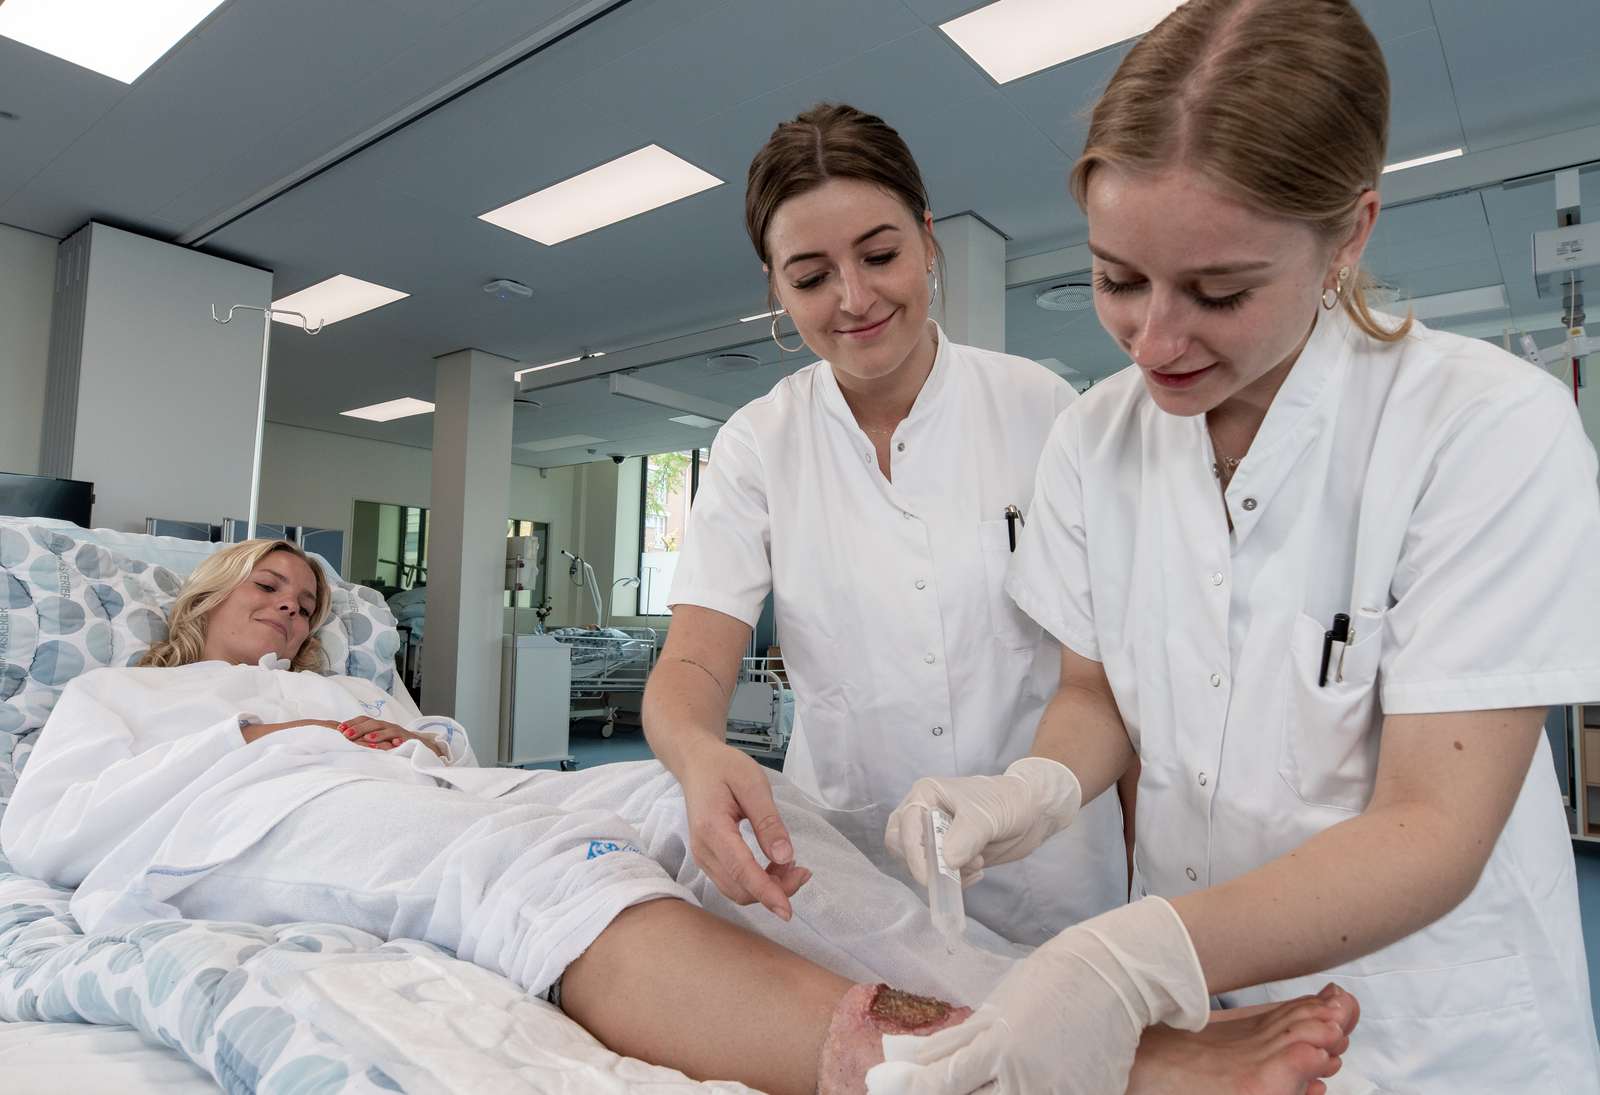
[935,213,1008,353]
[424,348,515,760]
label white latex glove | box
[885,757,1082,887]
[866,896,1209,1095]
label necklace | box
[1211,454,1241,481]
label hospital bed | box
[725,655,795,761]
[549,625,659,737]
[0,518,756,1094]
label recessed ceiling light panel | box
[940,0,1183,84]
[670,414,721,429]
[340,397,434,423]
[272,275,409,328]
[480,145,723,246]
[0,0,227,83]
[1382,148,1465,174]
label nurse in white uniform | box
[880,2,1600,1093]
[643,103,1125,945]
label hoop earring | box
[928,267,940,317]
[771,314,804,353]
[1321,265,1351,311]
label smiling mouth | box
[838,310,896,337]
[259,618,288,639]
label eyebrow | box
[781,223,901,270]
[1088,243,1274,277]
[259,568,316,607]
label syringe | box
[923,808,966,952]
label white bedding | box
[0,1020,217,1094]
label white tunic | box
[0,657,539,932]
[671,327,1126,944]
[1009,307,1600,1092]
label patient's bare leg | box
[560,897,1358,1095]
[561,897,851,1095]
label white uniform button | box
[914,579,927,590]
[864,452,872,464]
[1241,497,1258,511]
[931,726,944,737]
[1198,772,1208,786]
[924,653,936,665]
[1209,673,1222,688]
[902,511,912,519]
[896,441,906,452]
[1210,572,1224,586]
[1186,867,1199,882]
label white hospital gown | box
[0,660,1018,1003]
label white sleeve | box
[1381,379,1600,712]
[667,421,773,629]
[1005,408,1101,661]
[0,676,247,886]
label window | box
[636,449,705,614]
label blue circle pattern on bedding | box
[0,520,401,818]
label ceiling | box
[3,0,1599,467]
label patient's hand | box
[339,716,448,759]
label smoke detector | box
[483,278,533,301]
[705,351,761,372]
[1034,282,1094,312]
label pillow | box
[0,520,400,819]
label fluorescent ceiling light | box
[518,434,606,453]
[1405,285,1507,322]
[340,397,434,423]
[272,275,408,328]
[940,0,1182,84]
[514,352,604,380]
[480,145,723,246]
[670,414,721,429]
[740,308,785,323]
[1383,148,1464,174]
[0,0,226,83]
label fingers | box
[691,811,793,919]
[769,860,812,898]
[935,813,994,876]
[731,770,793,865]
[879,1019,998,1095]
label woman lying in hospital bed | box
[0,539,1357,1094]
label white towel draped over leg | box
[179,778,692,998]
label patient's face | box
[200,551,319,666]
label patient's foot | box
[1127,984,1360,1095]
[817,983,971,1095]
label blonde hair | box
[1070,0,1410,343]
[139,539,331,671]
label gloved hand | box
[866,896,1210,1095]
[884,757,1082,887]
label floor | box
[558,726,1600,1034]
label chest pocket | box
[1281,608,1385,812]
[979,519,1042,652]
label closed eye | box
[1094,273,1252,312]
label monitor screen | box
[0,472,95,526]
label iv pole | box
[210,304,323,539]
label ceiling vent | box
[705,351,762,372]
[1034,282,1094,311]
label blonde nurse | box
[643,104,1126,945]
[881,1,1600,1092]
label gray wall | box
[42,223,273,531]
[0,223,58,475]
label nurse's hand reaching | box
[868,897,1212,1094]
[680,740,813,920]
[885,757,1082,886]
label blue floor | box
[554,731,1600,1034]
[1578,849,1600,1028]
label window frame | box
[634,449,702,617]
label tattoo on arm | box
[667,655,733,698]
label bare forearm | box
[642,655,735,775]
[1173,801,1478,994]
[1028,680,1135,803]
